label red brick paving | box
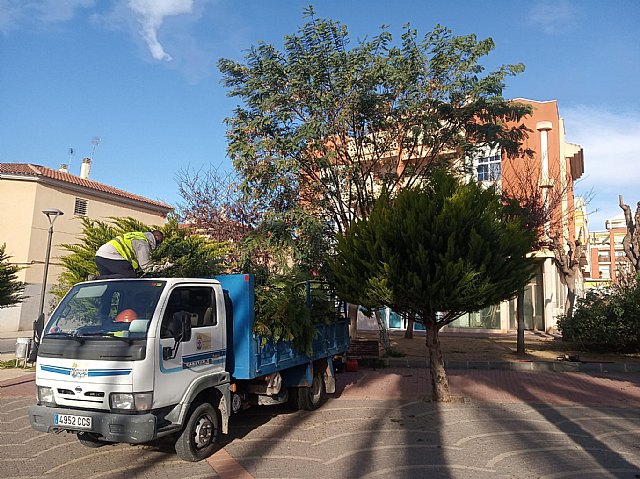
[208,447,255,479]
[334,368,640,406]
[0,374,35,398]
[6,369,640,406]
[448,370,640,406]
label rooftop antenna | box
[91,136,101,159]
[67,147,74,167]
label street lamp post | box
[37,208,64,321]
[29,208,64,363]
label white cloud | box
[0,0,22,32]
[562,105,640,228]
[562,106,640,185]
[527,0,576,35]
[0,0,94,33]
[127,0,193,62]
[36,0,95,22]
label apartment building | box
[453,99,584,332]
[359,99,586,334]
[585,214,629,288]
[0,160,172,332]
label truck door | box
[156,285,225,406]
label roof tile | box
[0,163,172,211]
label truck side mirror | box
[162,312,192,360]
[171,311,192,343]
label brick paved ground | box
[3,367,640,478]
[333,368,640,407]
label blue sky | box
[1,0,639,230]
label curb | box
[0,372,35,388]
[383,357,640,372]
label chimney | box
[59,164,69,173]
[80,157,92,179]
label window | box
[74,198,88,216]
[160,286,216,339]
[477,154,502,182]
[452,305,500,329]
[45,281,165,336]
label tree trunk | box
[405,313,415,339]
[565,271,577,319]
[619,196,640,273]
[516,291,526,356]
[348,303,358,339]
[425,320,451,402]
[374,309,390,351]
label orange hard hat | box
[115,308,137,323]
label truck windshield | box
[45,280,166,339]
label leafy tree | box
[219,8,531,334]
[175,163,337,353]
[219,8,531,235]
[239,207,334,281]
[0,243,25,308]
[332,169,537,401]
[52,216,230,301]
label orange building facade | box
[326,99,588,334]
[360,99,588,334]
[448,99,586,332]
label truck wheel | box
[77,432,105,448]
[295,372,325,411]
[175,402,219,462]
[309,372,326,409]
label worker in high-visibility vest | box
[94,230,164,279]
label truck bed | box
[217,274,350,380]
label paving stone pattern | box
[0,396,217,479]
[2,369,640,478]
[223,400,640,479]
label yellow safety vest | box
[108,232,149,270]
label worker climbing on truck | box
[93,230,166,279]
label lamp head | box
[42,208,64,224]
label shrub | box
[253,274,342,355]
[557,278,640,352]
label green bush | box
[557,278,640,352]
[253,275,342,356]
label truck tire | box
[77,432,105,448]
[294,372,326,411]
[175,402,219,462]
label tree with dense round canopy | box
[332,169,537,401]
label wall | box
[0,179,38,282]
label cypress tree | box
[333,169,537,401]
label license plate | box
[55,414,92,429]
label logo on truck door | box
[195,332,211,351]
